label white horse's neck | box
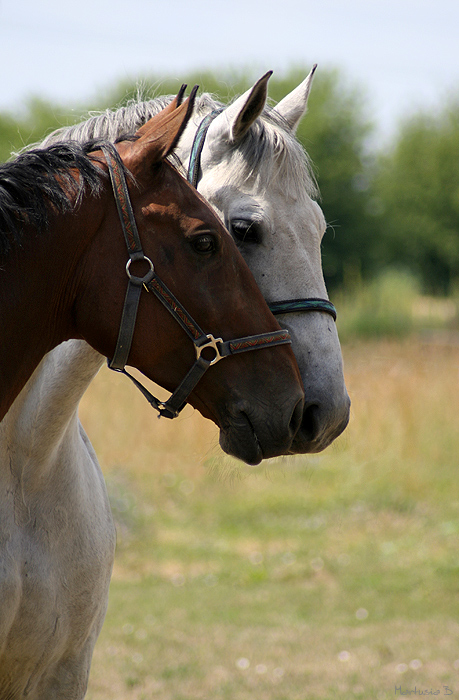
[0,341,104,470]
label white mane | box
[39,91,319,201]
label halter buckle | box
[156,402,179,419]
[195,334,224,365]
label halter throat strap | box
[187,109,223,187]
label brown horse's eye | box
[191,234,216,254]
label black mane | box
[0,141,106,257]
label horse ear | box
[272,64,317,133]
[131,86,198,163]
[209,71,272,144]
[134,83,190,141]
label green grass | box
[335,268,458,341]
[81,338,459,699]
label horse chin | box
[219,415,263,466]
[187,394,264,465]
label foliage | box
[335,268,421,340]
[0,98,87,161]
[374,102,459,294]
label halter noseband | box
[101,144,292,419]
[187,111,337,322]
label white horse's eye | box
[230,219,261,244]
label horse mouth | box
[219,411,263,466]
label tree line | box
[1,68,458,295]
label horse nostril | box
[300,403,320,442]
[289,397,304,439]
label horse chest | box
[0,439,115,698]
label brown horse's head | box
[73,97,304,464]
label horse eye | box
[230,219,260,244]
[191,234,216,254]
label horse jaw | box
[272,64,317,133]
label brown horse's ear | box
[132,85,198,164]
[135,84,188,141]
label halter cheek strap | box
[101,145,155,371]
[101,143,292,420]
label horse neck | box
[0,341,104,470]
[0,200,102,421]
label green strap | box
[269,298,337,321]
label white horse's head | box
[175,69,350,452]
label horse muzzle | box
[218,393,305,465]
[290,393,351,454]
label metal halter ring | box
[125,256,155,286]
[195,334,224,365]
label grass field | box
[79,337,459,700]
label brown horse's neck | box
[0,200,103,421]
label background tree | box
[281,69,377,292]
[374,102,459,294]
[0,98,85,161]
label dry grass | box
[79,338,459,699]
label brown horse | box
[0,95,304,466]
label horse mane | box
[219,105,319,200]
[0,141,105,257]
[38,91,319,200]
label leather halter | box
[187,111,337,322]
[101,144,292,419]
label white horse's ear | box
[208,71,272,144]
[273,64,317,133]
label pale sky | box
[1,0,458,143]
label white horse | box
[0,69,350,698]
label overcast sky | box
[1,0,458,142]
